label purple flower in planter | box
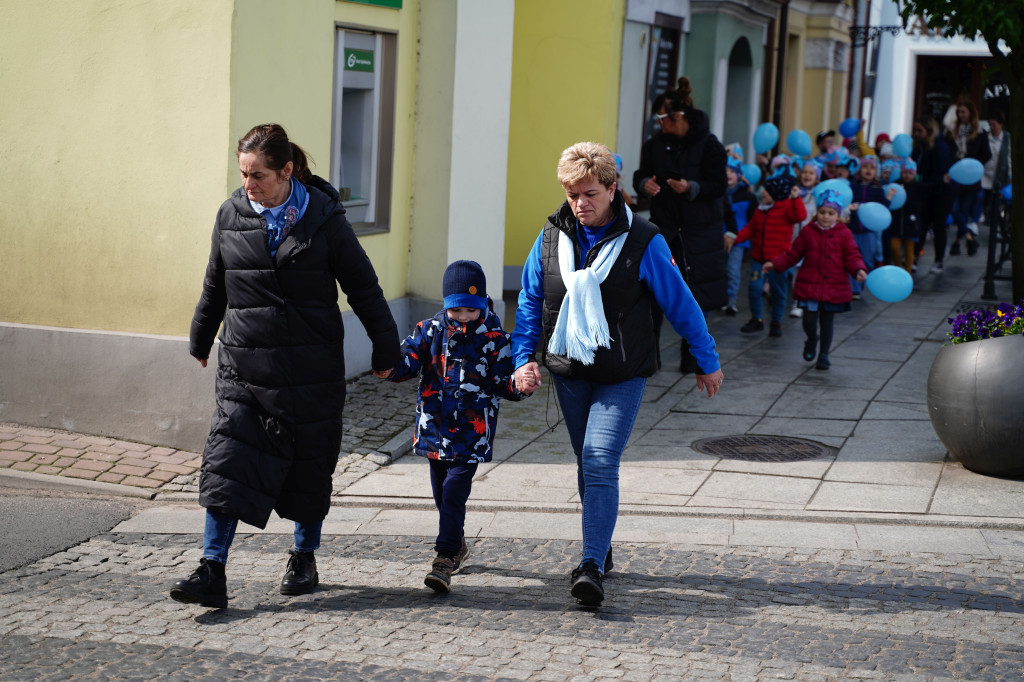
[946,300,1024,344]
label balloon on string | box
[741,163,762,186]
[949,158,984,185]
[814,178,853,207]
[857,202,891,232]
[785,130,812,157]
[1002,184,1012,201]
[866,265,913,303]
[884,183,906,210]
[839,118,860,138]
[892,134,913,158]
[753,123,779,154]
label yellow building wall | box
[1,0,418,337]
[1,0,234,335]
[503,0,626,270]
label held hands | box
[643,176,661,196]
[762,261,774,272]
[724,234,736,252]
[666,178,689,194]
[514,362,543,395]
[696,369,724,398]
[855,269,867,282]
[372,369,392,379]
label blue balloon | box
[949,158,984,185]
[753,122,779,154]
[858,202,891,232]
[741,163,762,186]
[1002,184,1012,201]
[814,178,853,207]
[839,118,860,138]
[866,265,913,303]
[785,130,812,157]
[884,183,906,210]
[892,134,913,159]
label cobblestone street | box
[2,532,1023,680]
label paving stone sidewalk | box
[1,532,1022,680]
[0,373,419,497]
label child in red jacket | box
[731,173,806,337]
[764,189,867,370]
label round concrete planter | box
[926,334,1024,477]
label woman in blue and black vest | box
[511,141,723,606]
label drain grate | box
[692,435,835,462]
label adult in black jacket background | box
[171,124,400,609]
[634,77,728,373]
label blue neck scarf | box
[250,178,309,257]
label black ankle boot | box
[170,558,227,608]
[281,550,319,596]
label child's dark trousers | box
[428,459,478,558]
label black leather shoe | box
[280,550,319,596]
[170,558,227,609]
[570,561,604,606]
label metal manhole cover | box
[692,435,835,462]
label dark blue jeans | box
[748,261,788,323]
[202,509,322,565]
[553,375,646,572]
[429,459,478,558]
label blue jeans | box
[851,232,877,293]
[748,261,788,323]
[202,509,322,565]
[553,375,646,572]
[725,245,746,306]
[428,459,478,558]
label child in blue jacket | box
[376,260,524,594]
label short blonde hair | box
[557,141,617,189]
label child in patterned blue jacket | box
[375,260,524,594]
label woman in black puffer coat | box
[171,124,400,609]
[634,77,728,373]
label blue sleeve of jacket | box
[639,234,721,373]
[510,232,545,370]
[489,328,527,401]
[384,320,429,383]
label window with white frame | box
[332,27,396,232]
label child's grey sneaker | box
[452,537,469,574]
[425,556,454,593]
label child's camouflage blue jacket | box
[385,302,525,463]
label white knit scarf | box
[547,206,631,364]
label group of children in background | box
[720,127,917,370]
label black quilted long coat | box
[190,176,399,528]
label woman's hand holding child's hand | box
[762,261,774,272]
[514,362,543,395]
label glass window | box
[332,28,396,232]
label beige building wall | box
[0,0,421,450]
[1,0,234,335]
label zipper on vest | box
[616,313,626,363]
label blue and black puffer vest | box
[539,194,659,383]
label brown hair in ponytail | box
[663,76,695,116]
[237,123,313,184]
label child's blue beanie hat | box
[443,260,488,310]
